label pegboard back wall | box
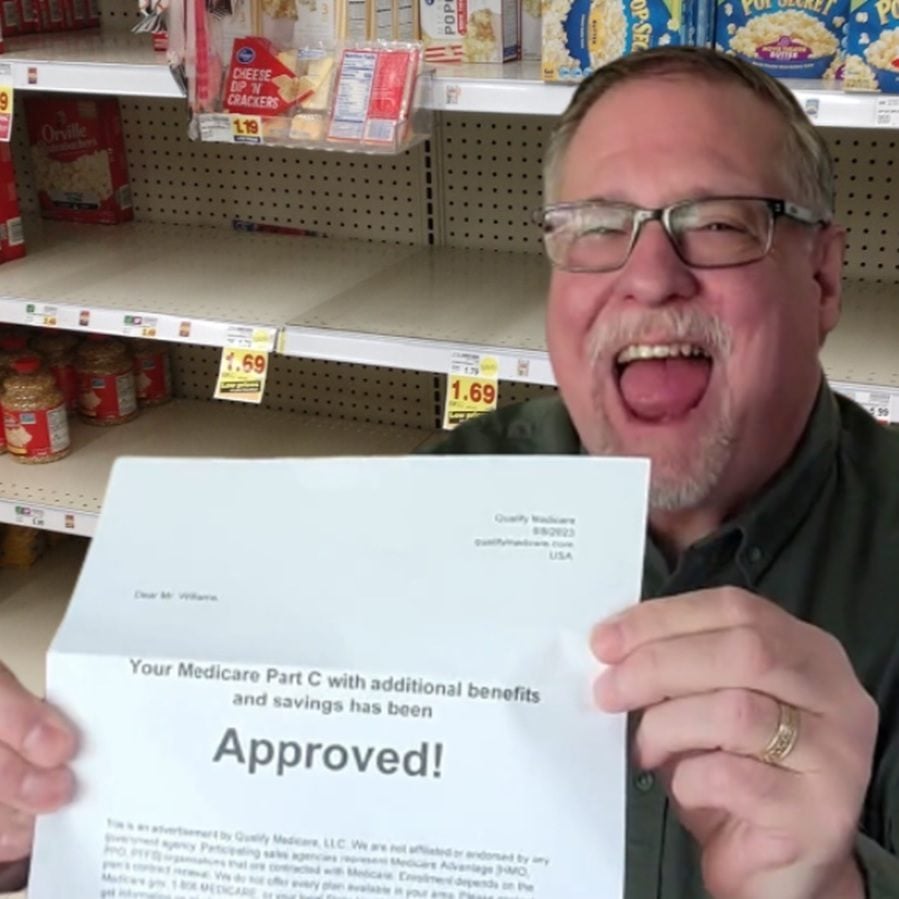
[171,345,440,430]
[434,113,899,283]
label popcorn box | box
[522,0,541,59]
[542,0,686,81]
[420,0,520,63]
[715,0,849,79]
[845,0,899,90]
[25,97,134,225]
[0,144,26,262]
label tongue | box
[619,358,711,422]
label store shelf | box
[0,537,86,696]
[0,32,183,98]
[281,247,554,383]
[425,63,899,128]
[0,219,420,351]
[2,37,898,127]
[0,399,431,536]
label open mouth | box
[614,342,713,423]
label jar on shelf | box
[131,339,172,407]
[0,334,33,456]
[1,356,72,464]
[31,331,79,414]
[75,336,139,426]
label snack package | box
[327,44,421,145]
[421,0,519,62]
[715,0,849,79]
[0,524,48,568]
[25,96,134,225]
[543,0,686,81]
[0,144,26,263]
[845,0,899,91]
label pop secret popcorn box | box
[25,97,134,225]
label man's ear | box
[814,223,845,344]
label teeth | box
[616,344,709,365]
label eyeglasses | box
[534,196,830,273]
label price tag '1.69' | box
[443,353,499,430]
[214,347,269,404]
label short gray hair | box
[544,47,834,215]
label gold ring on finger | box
[758,700,800,766]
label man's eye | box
[581,224,627,236]
[694,220,747,233]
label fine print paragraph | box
[101,819,549,899]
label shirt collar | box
[645,379,841,590]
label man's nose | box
[611,219,700,307]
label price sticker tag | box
[15,505,46,529]
[214,346,269,404]
[230,114,263,144]
[225,324,275,352]
[0,76,13,143]
[123,314,158,338]
[875,98,899,129]
[854,390,892,424]
[25,303,59,327]
[443,352,499,430]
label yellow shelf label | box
[230,114,263,145]
[214,346,270,404]
[0,84,13,143]
[443,353,499,430]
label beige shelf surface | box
[1,32,182,97]
[0,400,431,536]
[282,248,555,383]
[0,220,420,349]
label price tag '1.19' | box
[231,114,263,145]
[443,353,499,430]
[214,347,269,404]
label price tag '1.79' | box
[443,353,499,430]
[214,347,269,404]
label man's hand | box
[592,588,877,899]
[0,663,77,891]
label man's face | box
[546,76,843,513]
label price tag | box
[15,505,46,529]
[230,114,263,144]
[25,303,59,327]
[0,72,12,144]
[443,352,499,430]
[225,324,275,352]
[853,390,892,424]
[214,346,269,404]
[123,314,158,338]
[875,98,899,129]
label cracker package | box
[421,0,520,62]
[543,0,687,81]
[25,96,133,225]
[845,0,899,90]
[223,37,305,116]
[715,0,849,79]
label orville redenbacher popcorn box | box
[420,0,520,62]
[0,144,27,262]
[25,96,134,225]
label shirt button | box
[748,546,763,564]
[634,771,655,792]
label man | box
[0,46,897,899]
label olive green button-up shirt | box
[426,383,899,899]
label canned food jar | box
[76,336,139,426]
[1,356,71,464]
[131,339,172,407]
[31,331,79,414]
